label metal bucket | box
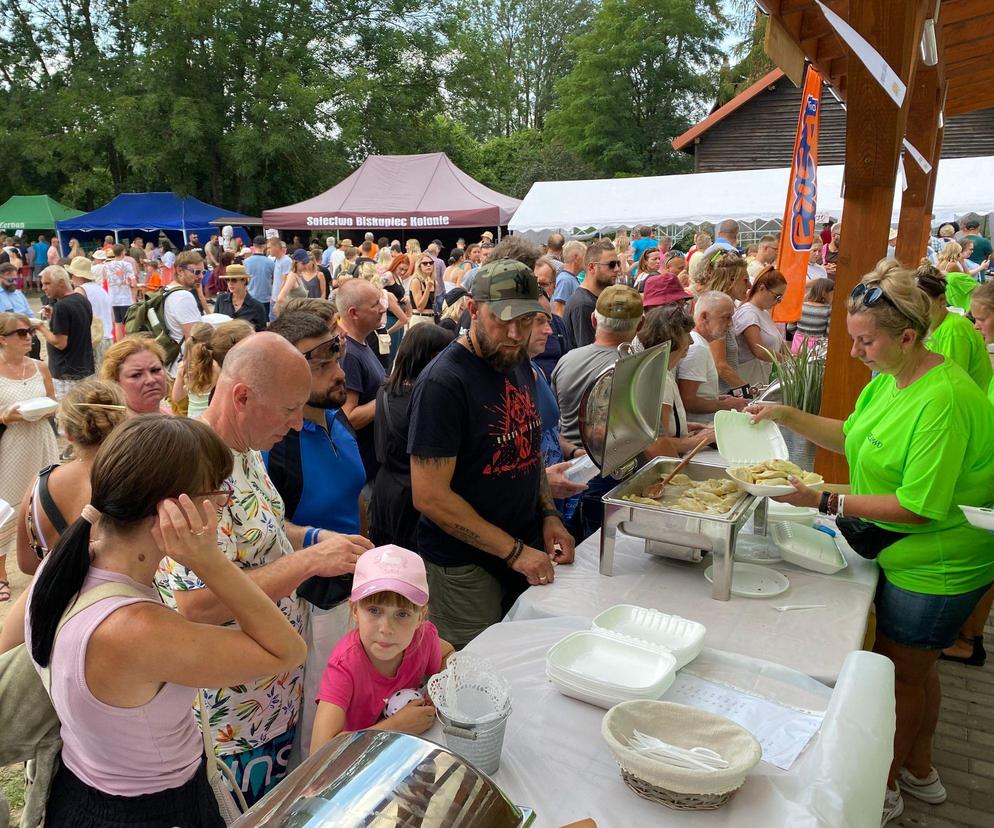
[436,689,512,775]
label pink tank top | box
[26,565,203,796]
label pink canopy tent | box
[262,153,521,231]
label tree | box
[446,0,593,139]
[545,0,724,177]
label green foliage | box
[0,0,723,216]
[545,0,724,177]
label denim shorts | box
[875,576,993,650]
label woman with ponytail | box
[20,415,306,827]
[171,322,220,418]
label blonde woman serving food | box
[749,260,994,826]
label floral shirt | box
[156,450,306,755]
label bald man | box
[156,332,371,803]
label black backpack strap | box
[37,464,68,534]
[266,429,304,520]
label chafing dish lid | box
[578,341,670,478]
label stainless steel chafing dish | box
[231,730,535,827]
[599,457,768,601]
[577,340,767,601]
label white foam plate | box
[770,522,848,575]
[960,505,994,533]
[727,466,824,497]
[714,410,788,465]
[546,631,677,695]
[704,562,790,598]
[591,605,706,669]
[16,397,58,422]
[766,501,818,526]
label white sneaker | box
[881,784,904,826]
[898,766,947,804]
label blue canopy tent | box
[55,192,254,248]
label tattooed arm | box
[411,455,515,557]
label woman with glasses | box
[751,260,994,825]
[0,312,59,601]
[733,267,789,385]
[7,416,304,826]
[407,254,437,328]
[13,379,127,576]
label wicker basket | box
[602,701,762,811]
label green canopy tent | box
[0,195,83,233]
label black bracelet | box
[504,538,524,566]
[541,508,563,522]
[818,491,832,515]
[567,447,579,460]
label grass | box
[0,763,25,824]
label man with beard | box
[264,311,369,760]
[409,259,576,649]
[563,239,619,349]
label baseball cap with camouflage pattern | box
[470,258,545,321]
[596,284,643,321]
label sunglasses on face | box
[850,282,898,310]
[595,260,621,270]
[302,335,346,366]
[771,291,785,303]
[5,328,31,338]
[184,266,205,275]
[226,277,247,283]
[420,261,434,267]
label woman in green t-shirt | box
[917,263,993,390]
[750,260,994,825]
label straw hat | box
[92,250,109,261]
[66,256,97,281]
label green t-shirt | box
[843,360,994,594]
[943,271,977,312]
[964,234,993,265]
[927,311,993,390]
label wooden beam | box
[943,0,994,25]
[895,64,942,267]
[816,0,930,483]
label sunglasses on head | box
[850,282,898,310]
[302,335,345,365]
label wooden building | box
[672,68,994,173]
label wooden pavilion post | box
[816,0,930,483]
[895,62,944,267]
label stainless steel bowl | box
[231,730,535,827]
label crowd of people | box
[1,214,994,826]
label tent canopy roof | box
[507,156,994,233]
[56,192,253,234]
[0,195,83,231]
[263,153,521,230]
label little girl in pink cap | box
[310,545,454,754]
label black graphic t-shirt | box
[408,341,544,574]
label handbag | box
[836,516,910,560]
[197,692,248,824]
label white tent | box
[508,155,994,234]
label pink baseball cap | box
[351,545,429,606]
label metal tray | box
[600,457,766,601]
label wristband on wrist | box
[303,527,319,548]
[818,491,831,515]
[837,494,846,519]
[504,539,524,567]
[827,493,839,516]
[541,507,563,522]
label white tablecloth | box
[427,617,894,828]
[506,526,879,686]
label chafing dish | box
[231,730,535,827]
[599,457,768,601]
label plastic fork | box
[772,604,827,612]
[627,730,729,771]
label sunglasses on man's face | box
[302,335,346,366]
[595,259,621,270]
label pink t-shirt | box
[316,622,442,730]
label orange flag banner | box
[773,65,823,323]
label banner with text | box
[774,65,822,324]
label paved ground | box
[895,615,994,828]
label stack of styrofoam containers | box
[545,605,706,709]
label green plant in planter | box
[763,340,826,414]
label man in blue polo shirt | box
[244,235,275,315]
[264,309,367,760]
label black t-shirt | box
[408,341,544,575]
[563,287,597,350]
[48,292,94,379]
[213,292,268,332]
[342,335,386,481]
